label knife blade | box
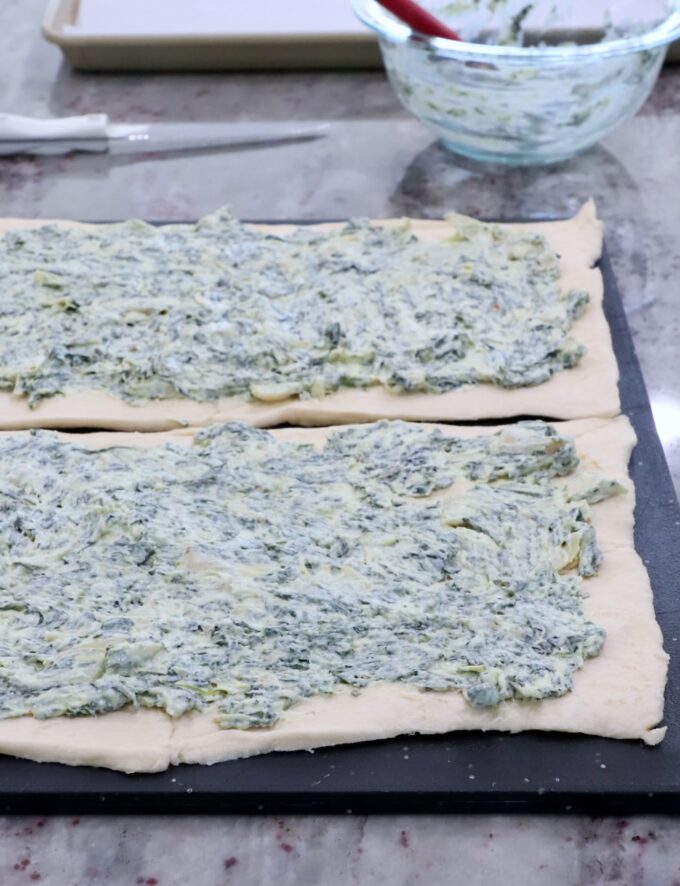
[0,114,329,156]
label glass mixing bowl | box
[352,0,680,165]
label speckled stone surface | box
[1,814,679,885]
[0,1,679,883]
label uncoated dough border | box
[0,201,619,430]
[0,416,666,772]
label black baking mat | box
[0,240,678,815]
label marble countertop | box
[1,0,680,883]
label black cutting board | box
[0,233,678,816]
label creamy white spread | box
[0,421,622,729]
[0,211,587,407]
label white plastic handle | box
[0,113,110,140]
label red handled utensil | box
[375,0,462,41]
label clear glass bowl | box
[352,0,680,165]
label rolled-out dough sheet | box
[0,415,665,772]
[0,201,620,431]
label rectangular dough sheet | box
[0,201,620,431]
[0,415,665,772]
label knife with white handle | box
[0,114,329,155]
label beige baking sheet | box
[42,0,381,71]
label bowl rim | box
[351,0,680,61]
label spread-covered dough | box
[0,416,665,772]
[0,202,619,430]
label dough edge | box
[0,415,667,772]
[0,201,620,429]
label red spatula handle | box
[376,0,461,41]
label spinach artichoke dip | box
[0,420,622,729]
[0,210,588,408]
